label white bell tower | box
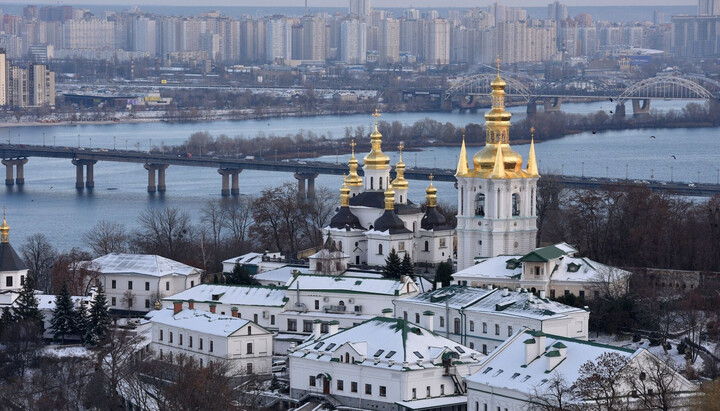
[455,68,539,271]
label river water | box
[1,99,718,251]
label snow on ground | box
[590,333,703,371]
[41,345,94,358]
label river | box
[1,99,717,251]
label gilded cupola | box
[0,214,8,244]
[392,143,408,191]
[344,140,363,187]
[363,109,391,170]
[425,174,437,208]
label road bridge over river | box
[1,144,718,197]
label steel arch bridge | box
[445,74,535,103]
[617,76,716,104]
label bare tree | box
[527,372,581,411]
[575,352,631,411]
[223,196,254,251]
[201,200,227,252]
[302,186,337,248]
[251,182,306,257]
[626,354,682,411]
[83,220,128,256]
[50,248,98,295]
[20,233,57,293]
[133,207,193,260]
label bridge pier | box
[631,99,651,116]
[294,172,319,200]
[145,164,169,193]
[614,103,626,118]
[544,97,562,112]
[218,168,241,196]
[2,158,27,185]
[71,159,97,189]
[526,102,537,116]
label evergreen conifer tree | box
[13,276,43,326]
[435,261,454,288]
[0,306,15,337]
[86,283,111,345]
[400,253,414,279]
[382,248,402,279]
[50,284,77,344]
[75,301,89,345]
[225,264,259,285]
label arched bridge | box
[443,74,720,114]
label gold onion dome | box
[384,180,396,210]
[363,109,390,170]
[344,140,363,187]
[0,213,8,244]
[425,174,437,207]
[472,60,524,175]
[392,143,408,190]
[340,178,351,207]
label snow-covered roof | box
[287,274,413,296]
[465,329,638,395]
[395,395,468,410]
[399,285,494,310]
[37,294,91,310]
[222,252,263,266]
[456,255,523,280]
[148,307,259,337]
[463,289,587,320]
[291,317,483,371]
[254,265,306,285]
[548,256,630,282]
[164,284,288,307]
[87,254,202,278]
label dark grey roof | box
[329,206,365,230]
[0,242,28,272]
[421,207,453,231]
[372,210,412,234]
[349,191,422,215]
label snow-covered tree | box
[86,283,111,345]
[50,284,78,344]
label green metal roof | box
[519,245,568,262]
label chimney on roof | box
[528,293,535,302]
[188,299,195,309]
[422,311,435,332]
[502,287,509,297]
[173,301,182,314]
[382,308,393,318]
[313,319,322,340]
[231,307,238,318]
[436,281,443,290]
[540,290,546,299]
[209,303,216,314]
[524,331,547,366]
[328,320,339,336]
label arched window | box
[378,244,383,255]
[379,177,383,189]
[370,177,374,189]
[339,300,345,306]
[460,186,464,214]
[475,193,485,216]
[345,353,350,363]
[400,195,403,203]
[424,241,429,251]
[512,193,520,216]
[412,222,417,232]
[338,241,343,251]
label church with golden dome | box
[455,70,539,271]
[325,110,454,268]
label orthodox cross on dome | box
[397,142,404,154]
[429,173,434,182]
[530,126,535,137]
[372,108,381,128]
[350,139,356,155]
[495,55,501,75]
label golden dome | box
[344,140,363,187]
[392,143,408,190]
[384,180,396,210]
[473,144,524,172]
[363,110,390,170]
[425,174,437,208]
[0,207,8,244]
[340,178,351,207]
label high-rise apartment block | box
[340,19,367,64]
[699,0,720,15]
[348,0,371,19]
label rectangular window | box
[111,297,116,306]
[426,386,431,397]
[271,315,275,325]
[253,314,258,323]
[351,382,358,393]
[470,342,475,349]
[189,336,193,348]
[309,376,316,387]
[128,298,133,307]
[337,380,344,391]
[579,290,585,298]
[145,282,150,291]
[482,344,487,354]
[288,319,297,331]
[470,321,475,332]
[199,338,203,350]
[482,322,487,333]
[365,384,372,395]
[179,334,183,345]
[398,242,405,251]
[111,280,116,289]
[551,289,556,298]
[165,281,170,291]
[440,384,445,395]
[190,281,194,287]
[303,320,313,333]
[209,340,213,352]
[315,300,320,310]
[379,386,387,397]
[159,329,163,341]
[440,316,444,327]
[508,326,513,337]
[145,299,150,309]
[412,388,417,399]
[128,281,133,290]
[495,324,500,335]
[415,313,420,323]
[247,343,253,354]
[439,238,446,247]
[20,276,24,285]
[248,326,252,335]
[169,332,173,343]
[5,277,12,287]
[564,290,570,297]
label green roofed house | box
[452,242,630,301]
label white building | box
[340,19,367,64]
[37,294,92,339]
[395,285,589,355]
[0,217,27,294]
[325,114,453,268]
[266,18,293,63]
[465,328,698,410]
[453,242,630,300]
[162,284,287,331]
[148,302,273,375]
[455,73,539,271]
[289,316,484,410]
[83,253,203,313]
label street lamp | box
[89,137,92,149]
[43,132,45,147]
[625,163,629,180]
[581,162,584,178]
[113,136,116,150]
[698,171,701,184]
[650,168,654,180]
[125,139,128,151]
[149,138,152,153]
[78,134,80,148]
[605,166,608,179]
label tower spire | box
[0,206,9,244]
[345,139,363,187]
[364,109,390,170]
[384,179,395,210]
[340,176,351,207]
[426,174,437,207]
[392,142,408,190]
[490,141,506,179]
[455,132,469,177]
[527,127,539,177]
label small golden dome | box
[345,140,363,187]
[392,143,408,190]
[340,178,351,207]
[473,144,524,172]
[0,208,9,244]
[384,181,396,210]
[425,174,437,208]
[491,74,506,89]
[363,110,390,170]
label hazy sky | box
[0,0,696,7]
